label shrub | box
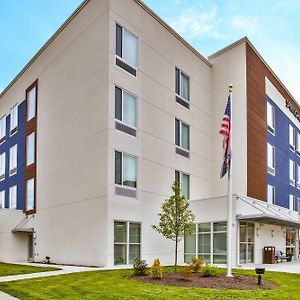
[179,266,192,280]
[189,257,203,273]
[133,258,147,276]
[201,263,218,277]
[150,258,163,279]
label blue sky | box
[1,0,299,101]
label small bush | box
[189,257,203,273]
[150,258,163,279]
[201,263,218,277]
[133,258,147,276]
[179,266,193,280]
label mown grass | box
[0,267,299,300]
[0,262,59,277]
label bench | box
[275,250,292,263]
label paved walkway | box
[238,260,300,273]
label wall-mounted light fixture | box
[271,230,275,237]
[256,228,260,237]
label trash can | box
[263,246,275,264]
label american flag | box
[219,95,231,178]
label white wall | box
[209,43,247,197]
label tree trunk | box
[175,237,178,272]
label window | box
[175,119,190,153]
[10,104,18,134]
[9,145,17,176]
[267,185,275,204]
[289,125,295,151]
[184,222,227,264]
[297,165,300,189]
[115,87,137,136]
[266,102,275,134]
[26,178,35,211]
[0,152,5,181]
[9,185,17,209]
[26,132,35,166]
[116,24,138,76]
[114,221,141,265]
[297,132,300,156]
[0,190,5,209]
[289,194,295,211]
[290,160,295,186]
[115,151,137,188]
[175,170,190,199]
[27,85,36,121]
[175,68,190,108]
[267,143,275,175]
[0,115,6,143]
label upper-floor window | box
[175,119,190,152]
[10,104,18,135]
[267,184,275,205]
[0,190,5,209]
[266,102,275,134]
[290,159,295,186]
[115,86,137,136]
[0,152,5,181]
[115,151,137,188]
[175,170,190,200]
[0,115,6,143]
[27,85,37,121]
[289,194,295,211]
[26,178,35,211]
[26,132,35,166]
[297,132,300,156]
[9,144,17,176]
[267,143,275,175]
[116,24,138,76]
[297,165,300,189]
[289,124,295,151]
[9,185,17,209]
[175,68,190,108]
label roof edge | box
[133,0,212,68]
[0,0,91,99]
[208,36,300,107]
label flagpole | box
[226,84,233,277]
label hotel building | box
[0,0,299,267]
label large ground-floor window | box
[114,221,141,265]
[239,222,254,264]
[184,222,227,264]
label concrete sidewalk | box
[238,260,300,273]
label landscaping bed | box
[133,272,277,290]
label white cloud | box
[170,6,227,40]
[230,16,259,35]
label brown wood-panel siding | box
[246,43,300,201]
[246,44,266,201]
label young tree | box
[152,181,195,272]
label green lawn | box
[0,267,299,300]
[0,262,59,277]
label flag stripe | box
[219,95,231,178]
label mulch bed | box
[132,272,278,290]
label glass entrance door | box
[239,222,255,264]
[28,233,34,261]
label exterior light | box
[256,228,260,237]
[255,268,265,286]
[271,230,275,237]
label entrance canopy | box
[236,195,300,229]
